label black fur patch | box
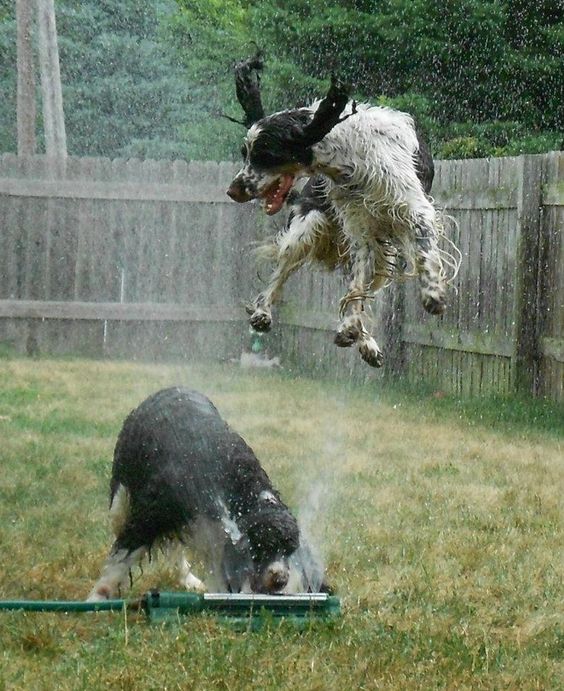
[110,388,299,573]
[248,110,315,170]
[414,124,434,194]
[293,177,332,217]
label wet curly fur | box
[88,387,324,600]
[227,75,460,368]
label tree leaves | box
[0,0,560,160]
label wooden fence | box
[0,155,259,361]
[403,154,563,402]
[273,153,563,402]
[0,152,562,401]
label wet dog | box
[88,387,324,600]
[227,53,459,367]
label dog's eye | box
[249,149,288,169]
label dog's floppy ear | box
[300,74,356,147]
[226,48,266,129]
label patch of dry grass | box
[0,356,562,690]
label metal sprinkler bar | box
[0,591,341,626]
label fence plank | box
[0,299,244,322]
[435,185,517,210]
[537,152,563,400]
[0,177,237,203]
[402,324,513,357]
[512,155,545,394]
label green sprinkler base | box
[0,591,340,628]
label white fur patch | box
[277,209,328,258]
[109,484,130,537]
[259,490,278,504]
[219,502,243,544]
[87,545,146,602]
[174,545,206,593]
[245,123,263,149]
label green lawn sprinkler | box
[250,327,265,354]
[0,591,340,628]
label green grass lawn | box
[0,356,562,690]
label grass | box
[0,355,562,690]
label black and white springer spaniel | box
[88,387,326,601]
[227,53,460,368]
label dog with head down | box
[88,387,327,600]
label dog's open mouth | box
[259,174,295,215]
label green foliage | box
[56,1,196,158]
[245,0,562,159]
[0,0,561,160]
[0,0,209,160]
[435,120,562,159]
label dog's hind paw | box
[334,317,362,347]
[359,338,384,368]
[249,309,272,332]
[421,292,446,316]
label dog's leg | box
[87,484,147,601]
[334,245,369,347]
[87,542,147,601]
[335,245,384,367]
[173,543,206,593]
[248,258,306,332]
[414,213,447,315]
[248,209,327,332]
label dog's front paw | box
[358,337,384,368]
[246,294,266,316]
[249,309,272,332]
[86,585,113,602]
[182,573,206,593]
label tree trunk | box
[36,0,67,157]
[16,0,36,155]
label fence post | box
[512,154,545,395]
[382,281,406,379]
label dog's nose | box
[259,562,290,593]
[226,180,252,203]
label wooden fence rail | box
[0,152,562,401]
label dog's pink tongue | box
[266,174,295,215]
